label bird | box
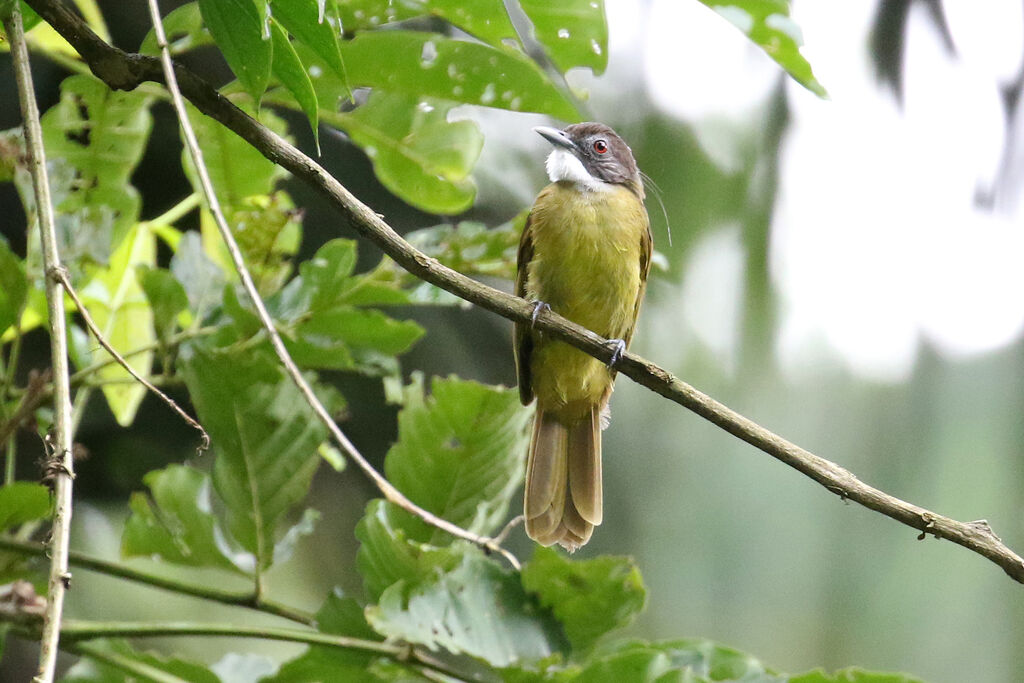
[515,122,652,551]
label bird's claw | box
[606,338,626,367]
[530,301,550,328]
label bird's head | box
[534,122,642,196]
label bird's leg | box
[605,338,627,367]
[530,300,551,328]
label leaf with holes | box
[519,0,608,75]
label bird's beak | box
[533,126,576,151]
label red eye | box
[593,139,608,154]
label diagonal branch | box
[141,0,519,570]
[54,268,209,451]
[3,4,76,682]
[24,0,1024,585]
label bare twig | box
[0,369,50,453]
[25,0,1024,584]
[3,4,76,680]
[142,0,520,571]
[53,268,209,452]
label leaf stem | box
[3,4,77,681]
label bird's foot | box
[606,338,627,367]
[530,300,551,328]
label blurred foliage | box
[0,0,933,681]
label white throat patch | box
[545,149,610,192]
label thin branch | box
[142,0,520,570]
[67,642,190,683]
[0,370,49,463]
[53,267,210,452]
[24,0,1024,585]
[0,536,314,625]
[3,4,76,681]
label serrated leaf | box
[366,552,567,667]
[198,0,272,102]
[330,92,482,214]
[137,265,189,345]
[121,464,246,574]
[339,31,580,120]
[521,547,646,652]
[228,192,302,297]
[699,0,827,97]
[180,345,324,570]
[63,640,220,683]
[270,19,320,147]
[583,639,783,683]
[0,482,51,531]
[355,499,459,601]
[75,221,156,426]
[140,2,212,56]
[0,237,27,335]
[519,0,608,75]
[384,376,531,541]
[38,75,153,267]
[336,0,518,48]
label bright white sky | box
[635,0,1024,381]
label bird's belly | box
[525,199,643,421]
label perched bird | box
[515,122,652,551]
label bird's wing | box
[514,210,536,406]
[623,214,653,349]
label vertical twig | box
[143,0,520,570]
[3,3,76,681]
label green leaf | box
[39,75,153,266]
[521,547,646,652]
[270,19,320,147]
[699,1,827,97]
[336,0,518,48]
[140,2,213,56]
[181,103,288,209]
[519,0,608,75]
[63,640,220,683]
[0,482,51,531]
[121,464,246,574]
[355,499,460,601]
[137,266,189,345]
[581,639,783,683]
[75,221,156,426]
[367,551,567,667]
[224,193,302,297]
[261,590,401,682]
[270,0,349,86]
[180,345,324,570]
[790,669,925,683]
[330,92,483,214]
[384,376,531,540]
[169,232,226,325]
[339,31,580,120]
[198,0,272,102]
[0,237,27,335]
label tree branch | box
[3,4,77,680]
[24,0,1024,585]
[54,268,209,451]
[141,0,519,571]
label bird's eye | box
[593,139,608,154]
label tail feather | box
[524,407,603,552]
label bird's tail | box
[524,407,602,552]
